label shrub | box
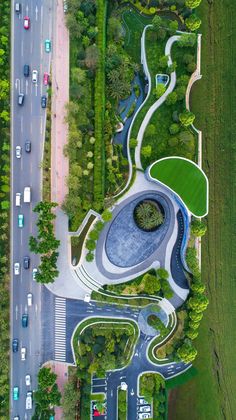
[134,201,164,232]
[179,110,195,127]
[86,252,94,262]
[101,209,112,222]
[185,14,201,31]
[166,91,178,106]
[191,219,207,237]
[154,84,166,98]
[85,239,96,251]
[169,123,180,135]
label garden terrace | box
[149,157,208,217]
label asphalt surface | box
[11,1,54,418]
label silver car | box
[32,70,38,83]
[14,262,20,275]
[16,146,22,159]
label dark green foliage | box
[134,200,164,231]
[32,367,61,420]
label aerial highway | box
[10,0,54,418]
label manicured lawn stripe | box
[150,157,208,217]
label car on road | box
[12,339,19,353]
[32,267,38,280]
[14,262,20,275]
[23,16,30,29]
[139,399,149,405]
[45,39,51,52]
[15,145,22,159]
[15,3,21,14]
[63,0,68,13]
[13,386,19,401]
[18,214,24,228]
[15,192,21,206]
[32,70,38,83]
[41,95,47,108]
[18,93,24,106]
[13,416,20,420]
[27,292,33,306]
[22,314,28,328]
[138,414,150,419]
[23,256,30,269]
[21,347,26,361]
[43,72,49,85]
[25,140,31,153]
[139,406,151,413]
[26,391,32,410]
[25,374,31,386]
[24,64,30,77]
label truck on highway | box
[26,391,32,410]
[24,187,31,203]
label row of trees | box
[0,0,11,416]
[85,208,112,261]
[29,201,60,283]
[32,367,61,419]
[140,373,166,419]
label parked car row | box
[138,398,151,419]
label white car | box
[25,374,31,386]
[16,146,22,158]
[139,406,151,413]
[14,262,20,275]
[32,268,38,280]
[139,398,149,405]
[32,70,38,83]
[27,292,33,306]
[21,347,26,361]
[139,414,150,419]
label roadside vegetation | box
[62,368,81,419]
[42,88,52,201]
[29,201,60,283]
[118,388,127,420]
[140,373,167,419]
[32,367,61,419]
[0,0,10,417]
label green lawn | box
[149,157,208,217]
[168,0,236,419]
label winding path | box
[135,34,180,169]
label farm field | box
[168,0,236,419]
[149,157,207,217]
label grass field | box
[150,157,208,217]
[168,1,236,419]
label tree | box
[166,91,178,106]
[186,328,199,340]
[85,44,99,70]
[191,279,205,294]
[143,273,161,295]
[157,268,169,280]
[141,145,152,158]
[152,15,163,31]
[102,209,113,222]
[158,55,169,69]
[129,138,138,149]
[178,33,197,47]
[169,123,180,135]
[177,342,197,363]
[62,378,80,419]
[108,17,123,42]
[168,20,178,35]
[191,219,207,237]
[185,14,201,31]
[167,61,177,74]
[179,110,195,126]
[33,367,62,419]
[189,310,203,322]
[86,252,94,262]
[185,0,202,9]
[89,229,99,241]
[154,84,166,98]
[188,294,209,313]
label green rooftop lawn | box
[150,157,208,217]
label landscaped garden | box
[149,157,208,217]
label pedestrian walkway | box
[54,297,67,362]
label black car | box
[22,314,28,328]
[23,256,30,269]
[23,64,30,77]
[25,141,31,153]
[18,93,24,106]
[41,95,47,108]
[12,338,19,352]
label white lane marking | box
[30,161,32,175]
[21,40,23,57]
[35,84,38,97]
[31,41,33,55]
[35,5,38,21]
[35,304,38,315]
[25,79,28,95]
[20,230,23,245]
[20,304,22,315]
[20,155,23,170]
[29,341,32,355]
[26,4,29,14]
[30,121,32,134]
[15,78,20,92]
[15,305,18,320]
[31,100,33,114]
[40,116,43,134]
[20,115,23,133]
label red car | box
[43,72,49,86]
[24,16,30,30]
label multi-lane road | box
[11,0,54,418]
